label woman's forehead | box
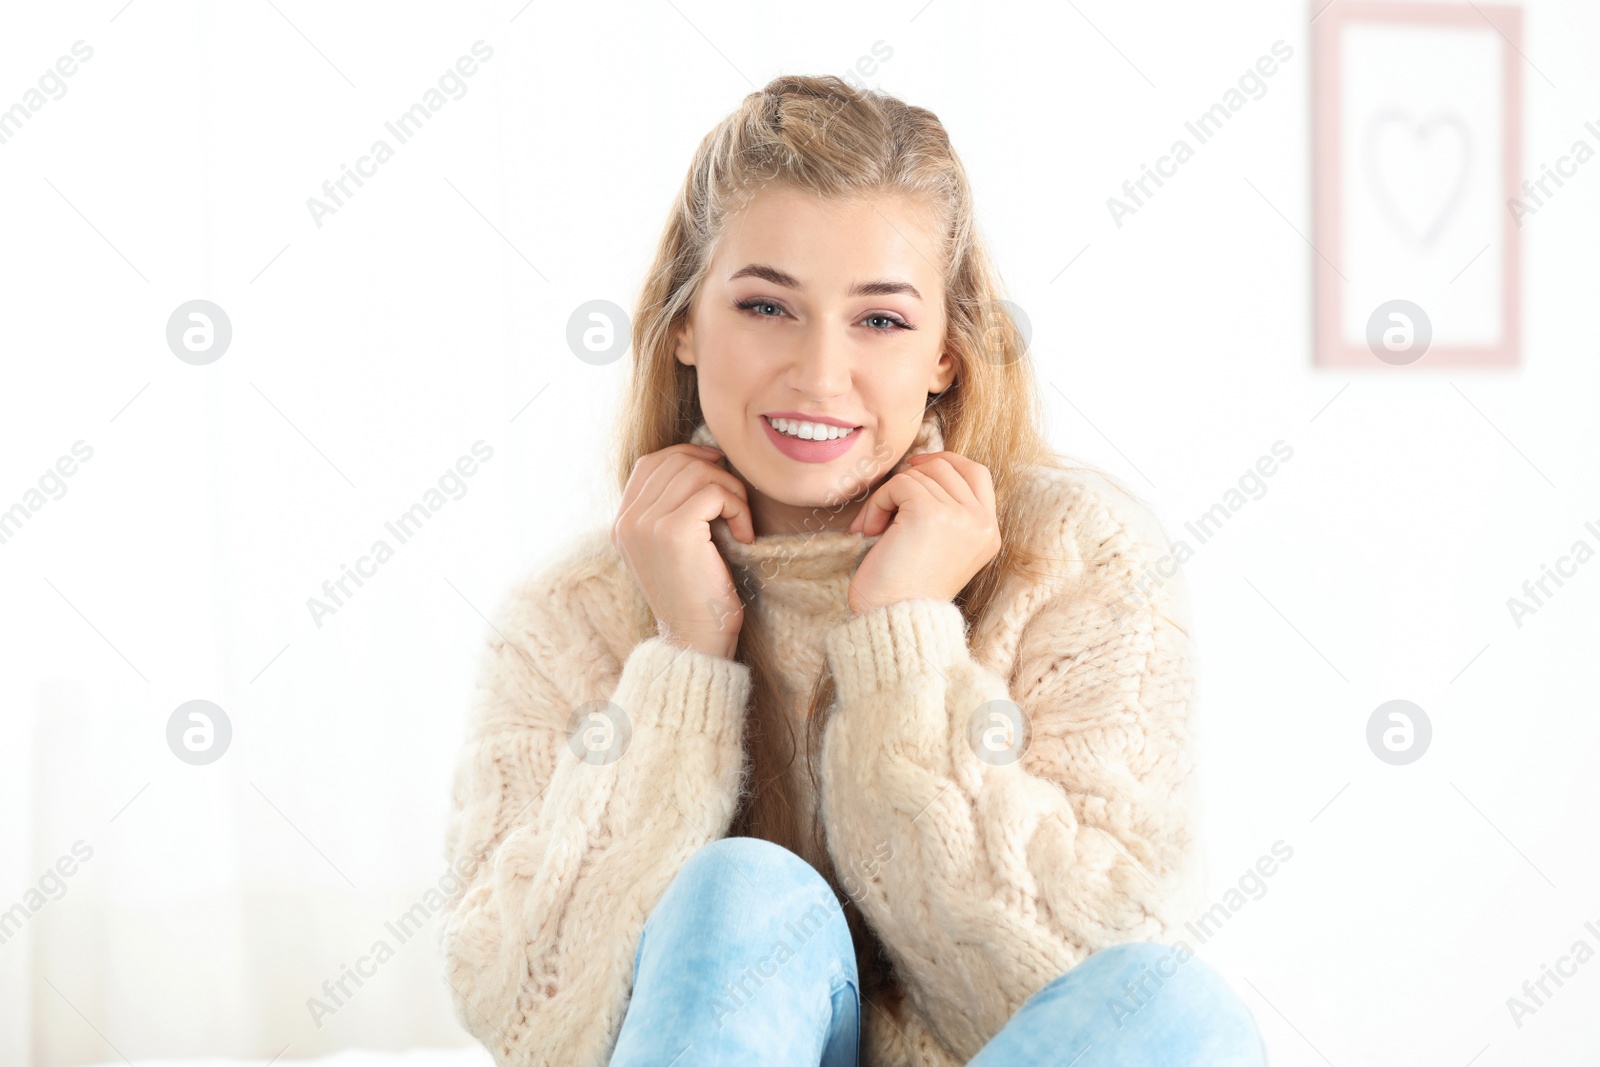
[714,189,945,293]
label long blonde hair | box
[610,73,1077,1014]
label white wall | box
[1,0,1596,1063]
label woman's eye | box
[735,299,910,331]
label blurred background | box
[2,0,1597,1064]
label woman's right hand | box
[612,443,754,660]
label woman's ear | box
[673,320,697,367]
[928,349,957,394]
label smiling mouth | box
[762,415,862,441]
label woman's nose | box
[788,324,853,398]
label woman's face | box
[674,185,957,537]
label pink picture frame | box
[1312,1,1523,368]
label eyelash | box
[733,298,914,332]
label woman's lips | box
[760,416,861,463]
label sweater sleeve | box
[817,475,1201,1062]
[438,569,752,1066]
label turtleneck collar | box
[688,410,946,581]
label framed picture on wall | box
[1312,1,1523,368]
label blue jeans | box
[611,837,1267,1066]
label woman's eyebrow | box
[728,263,922,302]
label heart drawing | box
[1361,108,1474,248]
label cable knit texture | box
[439,412,1205,1067]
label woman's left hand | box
[845,451,1002,616]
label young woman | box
[440,75,1267,1066]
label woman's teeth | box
[766,416,859,441]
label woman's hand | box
[612,443,753,660]
[844,451,1002,616]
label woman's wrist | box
[658,626,738,661]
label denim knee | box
[1045,941,1265,1064]
[633,836,852,984]
[1090,940,1193,983]
[686,835,830,889]
[620,837,862,1065]
[1082,940,1243,1011]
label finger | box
[720,484,755,545]
[848,478,892,536]
[661,459,750,529]
[853,448,962,535]
[628,452,748,538]
[852,441,933,535]
[908,454,992,515]
[853,472,937,537]
[621,443,725,514]
[619,450,696,529]
[681,482,755,546]
[902,457,972,511]
[898,461,964,510]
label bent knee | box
[662,837,852,963]
[1084,941,1237,1002]
[677,835,831,896]
[1089,940,1192,977]
[1078,942,1263,1057]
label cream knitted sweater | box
[440,412,1205,1067]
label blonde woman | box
[440,75,1266,1066]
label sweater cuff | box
[613,636,752,744]
[824,598,970,700]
